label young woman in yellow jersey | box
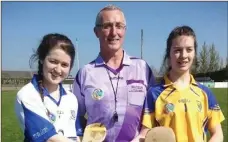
[135,26,225,142]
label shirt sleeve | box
[14,92,57,142]
[205,88,225,130]
[142,88,156,129]
[73,69,86,136]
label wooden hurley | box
[82,123,107,142]
[145,127,176,142]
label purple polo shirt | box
[73,51,154,142]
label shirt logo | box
[178,98,191,103]
[211,104,221,111]
[57,110,64,119]
[196,100,202,112]
[92,89,104,100]
[165,103,174,113]
[70,110,76,120]
[110,76,124,80]
[128,85,144,93]
[32,127,49,139]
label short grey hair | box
[95,4,126,27]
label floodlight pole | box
[76,38,80,71]
[141,29,143,59]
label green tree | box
[191,57,199,75]
[219,58,224,70]
[208,43,220,72]
[198,42,209,73]
[226,57,228,68]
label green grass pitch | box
[1,88,227,141]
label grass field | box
[2,89,228,141]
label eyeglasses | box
[96,22,126,30]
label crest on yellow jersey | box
[196,100,202,112]
[165,103,174,113]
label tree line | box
[193,42,227,74]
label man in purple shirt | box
[73,4,154,142]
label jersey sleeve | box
[14,92,57,142]
[142,87,156,129]
[205,88,225,130]
[73,69,86,137]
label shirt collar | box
[94,50,132,67]
[163,74,198,88]
[31,74,67,96]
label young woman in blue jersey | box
[134,26,225,142]
[15,33,80,142]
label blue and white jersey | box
[15,75,79,142]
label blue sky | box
[2,1,227,76]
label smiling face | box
[42,48,71,86]
[169,35,195,74]
[94,9,126,52]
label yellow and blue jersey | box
[142,74,225,142]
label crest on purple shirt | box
[92,89,104,100]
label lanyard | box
[38,84,59,123]
[106,68,120,122]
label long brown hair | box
[29,33,75,102]
[160,25,198,75]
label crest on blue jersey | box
[165,103,174,113]
[70,110,76,120]
[48,112,56,123]
[92,89,104,100]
